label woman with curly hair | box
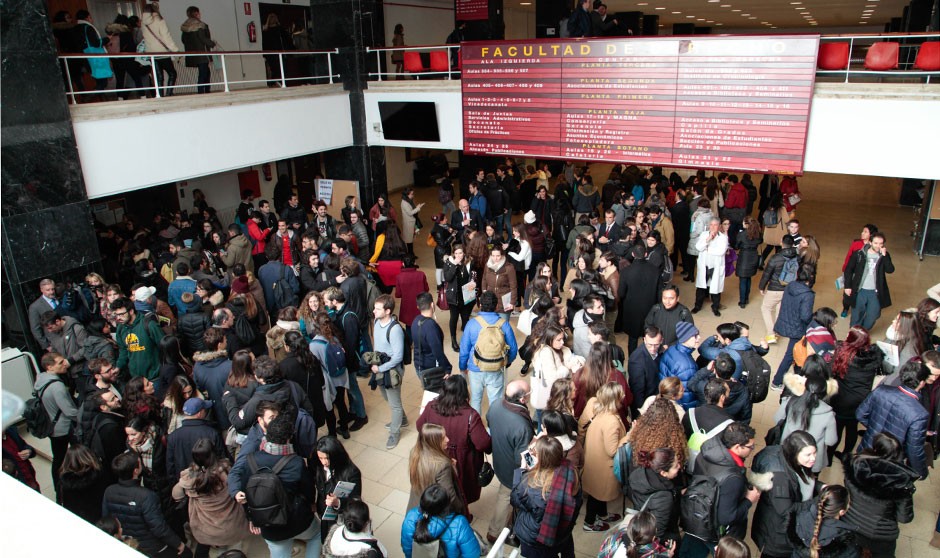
[916,296,939,350]
[573,341,632,426]
[123,376,164,427]
[297,291,324,343]
[627,397,687,469]
[464,231,489,279]
[628,448,683,546]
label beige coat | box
[578,403,626,502]
[172,465,248,546]
[400,199,421,244]
[654,216,675,255]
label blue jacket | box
[774,281,815,339]
[412,315,451,373]
[459,312,518,373]
[102,479,181,555]
[469,192,488,221]
[510,467,582,547]
[698,336,757,381]
[659,344,699,409]
[257,261,300,315]
[228,449,316,541]
[193,350,233,429]
[857,385,929,479]
[401,509,480,558]
[167,276,197,315]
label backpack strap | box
[704,419,734,439]
[271,454,295,475]
[689,407,699,433]
[247,452,260,474]
[38,380,64,425]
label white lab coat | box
[695,231,728,294]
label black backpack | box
[679,470,732,543]
[740,349,771,403]
[245,453,297,527]
[272,266,299,310]
[234,313,257,346]
[23,380,63,439]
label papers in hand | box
[322,481,357,521]
[461,282,476,304]
[502,292,513,310]
[835,275,844,291]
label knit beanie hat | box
[231,276,250,295]
[675,321,700,345]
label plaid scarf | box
[536,460,580,547]
[261,437,295,456]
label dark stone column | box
[1,0,102,354]
[309,0,388,209]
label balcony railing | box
[366,44,460,81]
[57,49,340,103]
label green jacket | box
[115,312,165,380]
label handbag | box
[419,366,448,392]
[792,336,809,368]
[517,306,536,335]
[788,193,802,207]
[135,40,151,65]
[83,27,114,79]
[426,234,437,247]
[436,284,449,311]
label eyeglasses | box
[113,310,129,317]
[743,443,756,450]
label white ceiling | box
[513,0,907,30]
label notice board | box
[461,35,819,174]
[317,178,359,222]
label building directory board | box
[461,35,819,174]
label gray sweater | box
[373,318,404,373]
[34,372,79,438]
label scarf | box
[537,461,580,547]
[261,437,295,456]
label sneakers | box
[765,334,778,344]
[384,417,409,430]
[598,513,622,522]
[582,520,611,532]
[385,433,400,449]
[770,383,783,391]
[511,310,521,317]
[349,417,369,432]
[840,310,848,318]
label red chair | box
[429,50,450,73]
[817,42,850,70]
[914,42,940,71]
[403,51,425,74]
[864,41,899,71]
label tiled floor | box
[22,169,940,557]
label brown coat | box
[481,259,517,310]
[579,404,626,502]
[406,458,465,514]
[172,464,248,546]
[416,402,492,504]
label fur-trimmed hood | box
[747,469,775,492]
[192,349,228,363]
[783,371,839,399]
[266,321,299,350]
[181,18,207,33]
[842,453,918,500]
[105,23,130,34]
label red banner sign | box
[462,35,819,174]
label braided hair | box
[810,485,850,558]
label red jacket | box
[394,267,429,325]
[247,220,269,256]
[724,183,749,209]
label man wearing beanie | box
[659,321,702,409]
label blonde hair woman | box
[407,423,465,515]
[579,382,627,531]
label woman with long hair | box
[685,198,714,282]
[408,423,465,516]
[163,374,201,434]
[799,307,839,367]
[915,296,940,350]
[735,216,763,308]
[125,416,172,508]
[465,229,489,276]
[519,296,558,376]
[790,484,855,558]
[443,244,475,352]
[546,378,580,451]
[800,234,821,270]
[573,342,632,426]
[774,374,837,473]
[315,436,363,542]
[579,382,626,532]
[628,448,683,545]
[297,291,324,343]
[541,409,584,469]
[266,306,299,362]
[400,187,426,257]
[759,193,789,268]
[524,273,556,310]
[510,436,582,556]
[531,325,581,425]
[369,194,398,232]
[59,444,109,524]
[842,432,918,557]
[279,330,330,432]
[566,277,593,318]
[123,376,163,426]
[172,439,248,553]
[309,315,350,439]
[157,335,192,400]
[506,223,532,307]
[886,309,926,373]
[828,327,882,462]
[222,349,257,443]
[751,431,820,558]
[401,484,480,558]
[627,397,687,469]
[391,24,405,77]
[840,224,878,318]
[83,317,118,363]
[377,222,407,262]
[606,511,675,558]
[416,374,491,507]
[715,537,751,558]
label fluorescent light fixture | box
[732,9,741,12]
[655,6,666,10]
[672,11,681,14]
[686,15,696,18]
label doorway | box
[259,3,311,84]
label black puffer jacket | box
[628,466,681,542]
[177,311,211,356]
[750,445,809,557]
[841,453,916,541]
[759,247,799,292]
[734,231,761,278]
[830,345,884,419]
[443,258,473,307]
[102,478,183,554]
[432,224,458,269]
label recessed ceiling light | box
[655,6,665,9]
[697,18,705,21]
[748,16,757,19]
[865,4,876,6]
[672,11,681,14]
[520,2,531,4]
[637,2,648,5]
[686,15,696,18]
[720,4,731,6]
[741,13,750,16]
[715,22,723,26]
[706,19,714,22]
[732,9,741,12]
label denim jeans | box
[196,62,211,94]
[380,382,404,435]
[677,536,713,558]
[851,288,882,330]
[739,276,752,304]
[469,369,505,415]
[346,370,366,418]
[499,212,512,239]
[772,336,799,386]
[264,518,321,558]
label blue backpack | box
[777,255,799,286]
[314,338,348,378]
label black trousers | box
[584,495,608,524]
[695,287,721,311]
[50,435,70,502]
[449,302,474,341]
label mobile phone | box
[522,451,536,469]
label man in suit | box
[450,198,483,235]
[596,209,622,248]
[29,278,59,352]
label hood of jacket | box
[726,336,755,353]
[106,23,130,34]
[59,468,103,492]
[181,18,207,32]
[698,435,738,470]
[577,183,597,197]
[193,349,228,363]
[783,371,839,399]
[266,322,299,349]
[842,454,918,499]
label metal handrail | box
[366,44,460,81]
[58,49,340,102]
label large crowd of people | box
[11,161,940,558]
